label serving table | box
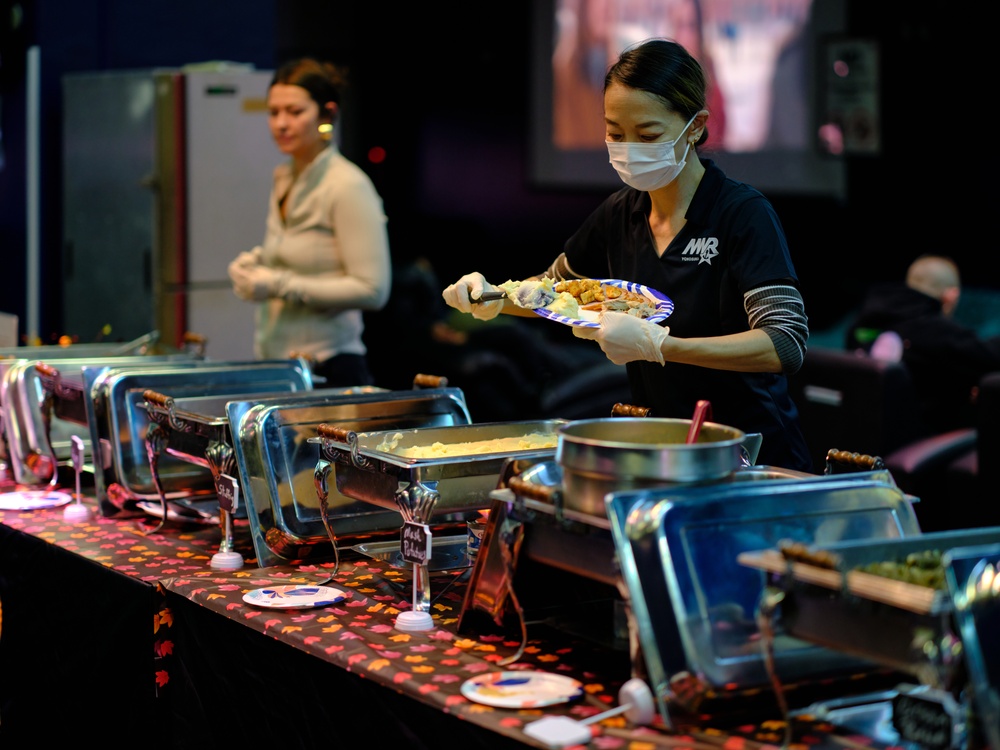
[1,499,904,750]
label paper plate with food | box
[498,277,673,328]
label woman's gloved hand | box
[230,247,262,271]
[573,311,669,365]
[442,272,504,321]
[229,260,290,302]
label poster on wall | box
[821,38,881,155]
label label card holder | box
[401,521,432,564]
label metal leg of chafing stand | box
[312,459,341,583]
[139,423,169,535]
[757,586,793,749]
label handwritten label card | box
[892,688,957,750]
[401,521,432,564]
[216,473,239,514]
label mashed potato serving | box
[376,432,557,458]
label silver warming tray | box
[83,359,313,516]
[310,419,566,524]
[0,353,196,486]
[0,330,168,360]
[739,529,1000,750]
[233,387,473,567]
[140,385,385,552]
[602,472,922,725]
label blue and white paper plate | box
[461,670,583,708]
[0,490,73,510]
[533,278,673,329]
[242,584,347,609]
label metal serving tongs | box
[469,280,557,309]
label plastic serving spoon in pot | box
[686,399,712,444]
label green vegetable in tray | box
[856,549,946,589]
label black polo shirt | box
[563,159,811,471]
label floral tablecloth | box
[0,501,902,750]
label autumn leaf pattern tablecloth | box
[0,503,900,750]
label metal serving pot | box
[556,417,762,516]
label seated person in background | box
[845,254,1000,431]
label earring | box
[318,123,333,142]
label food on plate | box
[497,277,659,320]
[499,278,577,315]
[555,279,658,318]
[376,432,557,458]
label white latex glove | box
[229,261,290,302]
[230,247,262,270]
[573,311,669,365]
[441,272,504,321]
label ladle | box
[686,399,712,444]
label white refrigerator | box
[62,67,278,360]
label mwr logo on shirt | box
[681,237,719,265]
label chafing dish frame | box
[739,528,1000,750]
[82,359,313,517]
[140,385,385,547]
[604,471,922,728]
[235,387,473,567]
[0,354,196,486]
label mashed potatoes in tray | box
[376,432,557,458]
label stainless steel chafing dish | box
[311,418,564,623]
[83,358,313,516]
[0,353,197,486]
[462,461,922,731]
[0,330,171,360]
[139,385,386,549]
[605,471,921,693]
[310,419,566,524]
[232,385,472,567]
[739,528,1000,750]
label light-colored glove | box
[229,260,290,302]
[230,247,262,270]
[441,272,504,321]
[573,311,669,365]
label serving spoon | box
[686,400,712,444]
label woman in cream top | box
[229,58,391,386]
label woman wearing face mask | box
[228,58,391,387]
[442,39,811,471]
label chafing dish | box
[140,385,385,551]
[312,419,563,623]
[556,417,762,515]
[0,330,168,360]
[739,528,1000,750]
[0,353,197,486]
[311,419,566,523]
[83,359,313,516]
[235,386,472,567]
[562,470,919,730]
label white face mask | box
[606,113,697,191]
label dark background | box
[0,0,993,347]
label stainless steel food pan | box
[233,387,471,567]
[737,527,1000,679]
[312,420,566,523]
[556,417,763,515]
[0,330,167,360]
